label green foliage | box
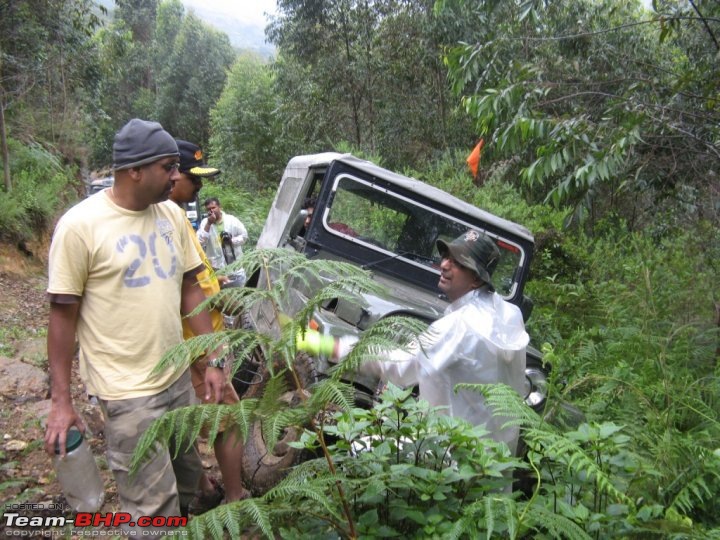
[0,138,78,241]
[0,0,104,150]
[527,224,720,531]
[209,54,285,191]
[180,380,687,539]
[3,0,717,533]
[267,0,471,171]
[155,12,235,148]
[87,0,236,168]
[263,385,527,539]
[135,248,393,443]
[440,0,720,231]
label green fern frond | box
[360,314,428,345]
[669,455,720,515]
[129,402,216,474]
[201,401,258,448]
[528,428,633,506]
[445,495,520,539]
[217,284,287,320]
[455,382,542,428]
[149,339,194,375]
[519,501,592,540]
[333,315,427,377]
[456,385,633,508]
[265,457,331,497]
[307,378,356,413]
[486,496,518,539]
[267,473,343,514]
[259,404,310,453]
[128,399,259,476]
[576,339,599,364]
[227,397,260,441]
[187,498,274,540]
[242,248,309,278]
[262,461,351,527]
[253,371,291,416]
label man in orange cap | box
[170,139,250,510]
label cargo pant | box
[99,370,202,530]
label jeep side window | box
[326,177,407,249]
[324,173,525,299]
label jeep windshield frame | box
[303,157,534,306]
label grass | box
[0,325,47,360]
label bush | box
[0,139,79,242]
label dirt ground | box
[0,242,219,536]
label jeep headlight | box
[523,366,547,411]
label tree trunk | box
[0,99,11,192]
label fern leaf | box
[307,378,356,412]
[520,501,592,540]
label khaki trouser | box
[100,370,202,531]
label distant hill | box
[181,2,275,58]
[93,0,275,58]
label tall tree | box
[268,0,470,169]
[88,0,233,167]
[209,53,283,189]
[0,0,103,190]
[154,11,235,147]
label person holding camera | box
[197,197,248,286]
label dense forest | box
[1,0,718,537]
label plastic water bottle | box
[52,428,105,512]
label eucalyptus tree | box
[89,0,161,165]
[208,53,284,190]
[0,0,103,189]
[154,11,236,147]
[88,0,234,166]
[440,0,719,231]
[268,0,470,169]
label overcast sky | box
[182,0,278,26]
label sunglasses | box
[160,162,181,173]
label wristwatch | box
[206,356,226,369]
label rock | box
[5,439,28,452]
[0,356,49,399]
[16,337,48,367]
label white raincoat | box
[356,287,529,454]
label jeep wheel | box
[241,353,316,496]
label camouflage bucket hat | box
[436,229,500,291]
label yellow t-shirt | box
[182,218,224,339]
[48,191,202,400]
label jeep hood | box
[327,272,446,330]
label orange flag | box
[466,138,484,178]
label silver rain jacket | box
[358,287,529,454]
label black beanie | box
[112,119,179,170]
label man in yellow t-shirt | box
[44,119,226,526]
[170,139,249,507]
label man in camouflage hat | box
[299,229,529,456]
